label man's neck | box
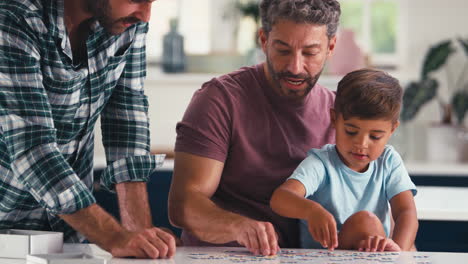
[64,0,93,65]
[64,0,92,34]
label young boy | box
[270,69,418,252]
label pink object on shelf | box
[328,29,366,76]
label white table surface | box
[5,245,468,264]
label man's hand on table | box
[110,227,176,259]
[233,218,280,256]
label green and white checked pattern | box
[0,0,163,242]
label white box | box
[27,253,106,264]
[0,229,63,259]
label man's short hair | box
[334,68,403,123]
[259,0,341,38]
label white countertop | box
[405,162,468,176]
[415,186,468,221]
[95,156,468,176]
[154,159,468,176]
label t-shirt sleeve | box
[175,80,232,162]
[287,153,326,198]
[384,146,417,200]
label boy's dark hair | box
[260,0,341,39]
[334,69,403,123]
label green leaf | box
[458,37,468,57]
[236,2,260,24]
[401,79,438,122]
[421,40,455,79]
[452,91,468,125]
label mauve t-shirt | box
[175,64,336,247]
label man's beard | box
[85,0,139,35]
[265,55,322,100]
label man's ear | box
[327,35,337,57]
[259,28,268,53]
[330,108,336,127]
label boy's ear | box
[330,108,336,127]
[391,120,400,134]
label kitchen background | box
[93,0,468,252]
[97,0,468,163]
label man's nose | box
[286,53,303,75]
[136,3,152,23]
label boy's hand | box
[358,236,401,252]
[307,207,338,250]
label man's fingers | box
[265,223,279,255]
[110,228,178,259]
[156,229,176,257]
[256,225,270,256]
[247,230,259,255]
[147,232,167,258]
[139,238,160,259]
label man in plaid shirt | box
[0,0,175,259]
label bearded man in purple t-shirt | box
[169,0,340,256]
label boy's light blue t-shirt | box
[288,144,417,248]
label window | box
[146,0,212,62]
[339,0,405,69]
[147,0,405,70]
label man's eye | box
[303,51,318,56]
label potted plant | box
[233,0,265,65]
[401,37,468,125]
[400,37,468,162]
[235,0,260,26]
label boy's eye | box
[345,130,357,136]
[370,135,382,140]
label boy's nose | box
[354,136,369,149]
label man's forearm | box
[171,191,246,244]
[115,181,152,231]
[59,204,123,251]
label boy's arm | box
[389,190,418,251]
[270,179,338,250]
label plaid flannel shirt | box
[0,0,163,242]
